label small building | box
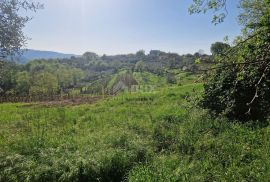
[112,74,138,95]
[182,66,188,71]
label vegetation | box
[0,50,211,99]
[0,60,84,98]
[210,42,230,56]
[0,0,270,181]
[191,0,270,121]
[0,0,42,58]
[1,83,269,181]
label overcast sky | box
[24,0,241,55]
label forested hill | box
[0,50,213,98]
[8,49,76,64]
[61,50,213,73]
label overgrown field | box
[0,83,270,181]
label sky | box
[24,0,241,55]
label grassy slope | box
[107,71,167,91]
[133,72,166,86]
[0,83,270,181]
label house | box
[182,66,188,71]
[112,74,138,95]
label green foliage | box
[15,71,30,96]
[0,62,17,95]
[135,50,146,57]
[0,60,86,97]
[166,72,177,84]
[1,49,210,97]
[1,84,269,181]
[133,71,166,86]
[0,0,43,58]
[189,0,228,24]
[195,58,201,64]
[201,0,270,121]
[30,72,59,96]
[134,60,146,72]
[210,42,230,56]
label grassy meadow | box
[1,0,270,181]
[0,83,270,181]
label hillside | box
[0,50,212,99]
[8,49,76,64]
[0,0,269,181]
[0,50,269,181]
[0,83,269,181]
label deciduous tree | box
[190,0,270,121]
[0,0,42,58]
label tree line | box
[0,50,214,99]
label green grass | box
[107,70,129,89]
[173,70,199,85]
[133,72,166,86]
[0,83,270,181]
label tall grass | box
[0,83,269,181]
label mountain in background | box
[9,49,77,63]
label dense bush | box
[201,0,270,121]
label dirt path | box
[18,96,106,108]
